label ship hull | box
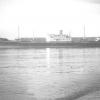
[0,41,100,48]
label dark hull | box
[0,41,100,48]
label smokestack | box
[60,30,63,34]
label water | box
[0,48,100,100]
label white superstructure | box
[49,30,72,42]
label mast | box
[83,25,86,39]
[33,32,34,39]
[18,25,20,40]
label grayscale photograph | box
[0,0,100,100]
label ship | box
[0,30,100,48]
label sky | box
[0,0,100,39]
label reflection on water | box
[0,48,100,100]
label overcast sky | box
[0,0,100,39]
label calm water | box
[0,48,100,100]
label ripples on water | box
[0,48,100,100]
